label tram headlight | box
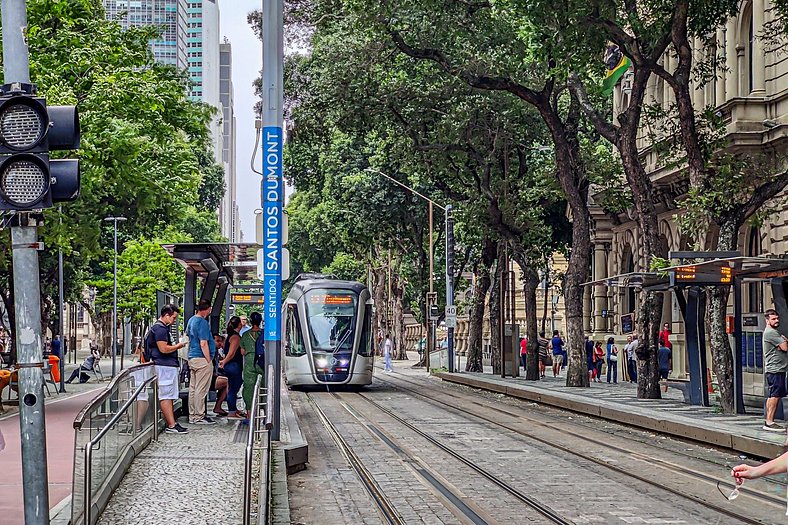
[339,358,349,367]
[316,357,329,369]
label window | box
[358,304,373,356]
[304,289,358,352]
[747,227,763,312]
[285,304,306,356]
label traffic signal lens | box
[0,103,45,150]
[1,159,48,206]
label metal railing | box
[71,363,159,525]
[243,365,275,525]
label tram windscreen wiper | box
[332,323,353,354]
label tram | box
[283,274,374,387]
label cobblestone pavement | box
[290,358,785,524]
[97,417,245,525]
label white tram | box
[283,274,374,387]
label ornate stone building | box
[586,1,788,381]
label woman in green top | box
[240,311,266,416]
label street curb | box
[49,494,71,524]
[435,372,784,460]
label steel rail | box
[376,373,771,525]
[243,374,263,525]
[83,375,157,524]
[306,392,406,525]
[346,391,573,525]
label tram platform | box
[434,368,785,460]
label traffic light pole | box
[262,0,283,441]
[3,2,49,520]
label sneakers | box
[763,421,784,432]
[165,423,189,434]
[192,416,216,425]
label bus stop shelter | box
[161,243,260,333]
[585,254,788,414]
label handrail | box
[83,375,158,525]
[265,364,274,429]
[243,374,263,525]
[73,362,153,429]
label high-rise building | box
[103,0,188,70]
[219,40,238,242]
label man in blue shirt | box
[658,344,673,393]
[187,299,216,425]
[550,330,564,377]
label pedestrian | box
[594,341,605,382]
[585,335,594,382]
[241,311,265,419]
[65,346,101,384]
[212,334,229,416]
[383,333,394,373]
[239,315,250,336]
[550,330,564,377]
[762,309,788,432]
[659,322,672,350]
[146,304,188,434]
[520,336,528,372]
[658,342,672,393]
[50,335,62,358]
[606,336,618,384]
[625,334,638,383]
[537,332,549,378]
[219,316,245,419]
[186,299,216,425]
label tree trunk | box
[523,265,541,380]
[391,271,408,360]
[706,219,739,413]
[371,264,387,356]
[466,238,496,372]
[489,243,505,375]
[541,266,549,334]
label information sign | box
[262,126,283,341]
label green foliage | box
[322,253,367,282]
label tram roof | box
[582,256,788,289]
[160,243,261,284]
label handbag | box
[610,346,618,362]
[544,354,553,366]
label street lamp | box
[104,216,126,377]
[364,168,456,372]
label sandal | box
[213,408,229,416]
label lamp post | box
[104,216,126,377]
[365,168,455,372]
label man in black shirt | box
[146,304,187,434]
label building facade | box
[220,40,239,242]
[587,1,788,383]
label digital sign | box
[309,294,353,305]
[672,265,733,286]
[230,293,266,304]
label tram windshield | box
[305,289,358,353]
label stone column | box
[583,281,592,334]
[592,243,609,336]
[664,52,674,107]
[693,37,705,108]
[752,0,766,95]
[725,19,738,99]
[716,28,727,105]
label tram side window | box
[286,305,306,356]
[359,305,373,357]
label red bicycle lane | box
[0,388,102,525]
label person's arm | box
[779,334,788,352]
[156,336,185,354]
[240,334,249,356]
[732,451,788,483]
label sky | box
[217,0,264,242]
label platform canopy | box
[161,243,261,283]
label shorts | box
[155,365,180,400]
[659,369,669,380]
[766,372,787,399]
[552,354,564,366]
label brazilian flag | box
[602,44,631,97]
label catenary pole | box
[3,1,50,521]
[262,0,284,441]
[445,205,454,373]
[104,217,126,377]
[58,244,66,392]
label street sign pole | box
[2,0,50,522]
[445,205,455,372]
[262,0,284,441]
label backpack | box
[254,330,266,370]
[143,321,165,363]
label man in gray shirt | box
[762,309,788,432]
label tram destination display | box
[670,265,732,286]
[230,293,266,304]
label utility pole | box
[262,0,284,441]
[104,216,126,377]
[58,243,66,393]
[427,201,433,372]
[445,205,455,373]
[2,0,49,522]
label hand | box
[731,464,757,484]
[178,342,187,349]
[219,360,226,369]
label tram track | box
[306,392,406,525]
[374,372,778,525]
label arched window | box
[747,227,763,312]
[740,2,754,95]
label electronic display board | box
[671,265,732,286]
[230,293,266,304]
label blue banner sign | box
[262,126,283,341]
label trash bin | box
[48,355,61,383]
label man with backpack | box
[145,304,188,434]
[240,311,265,421]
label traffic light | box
[0,83,80,210]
